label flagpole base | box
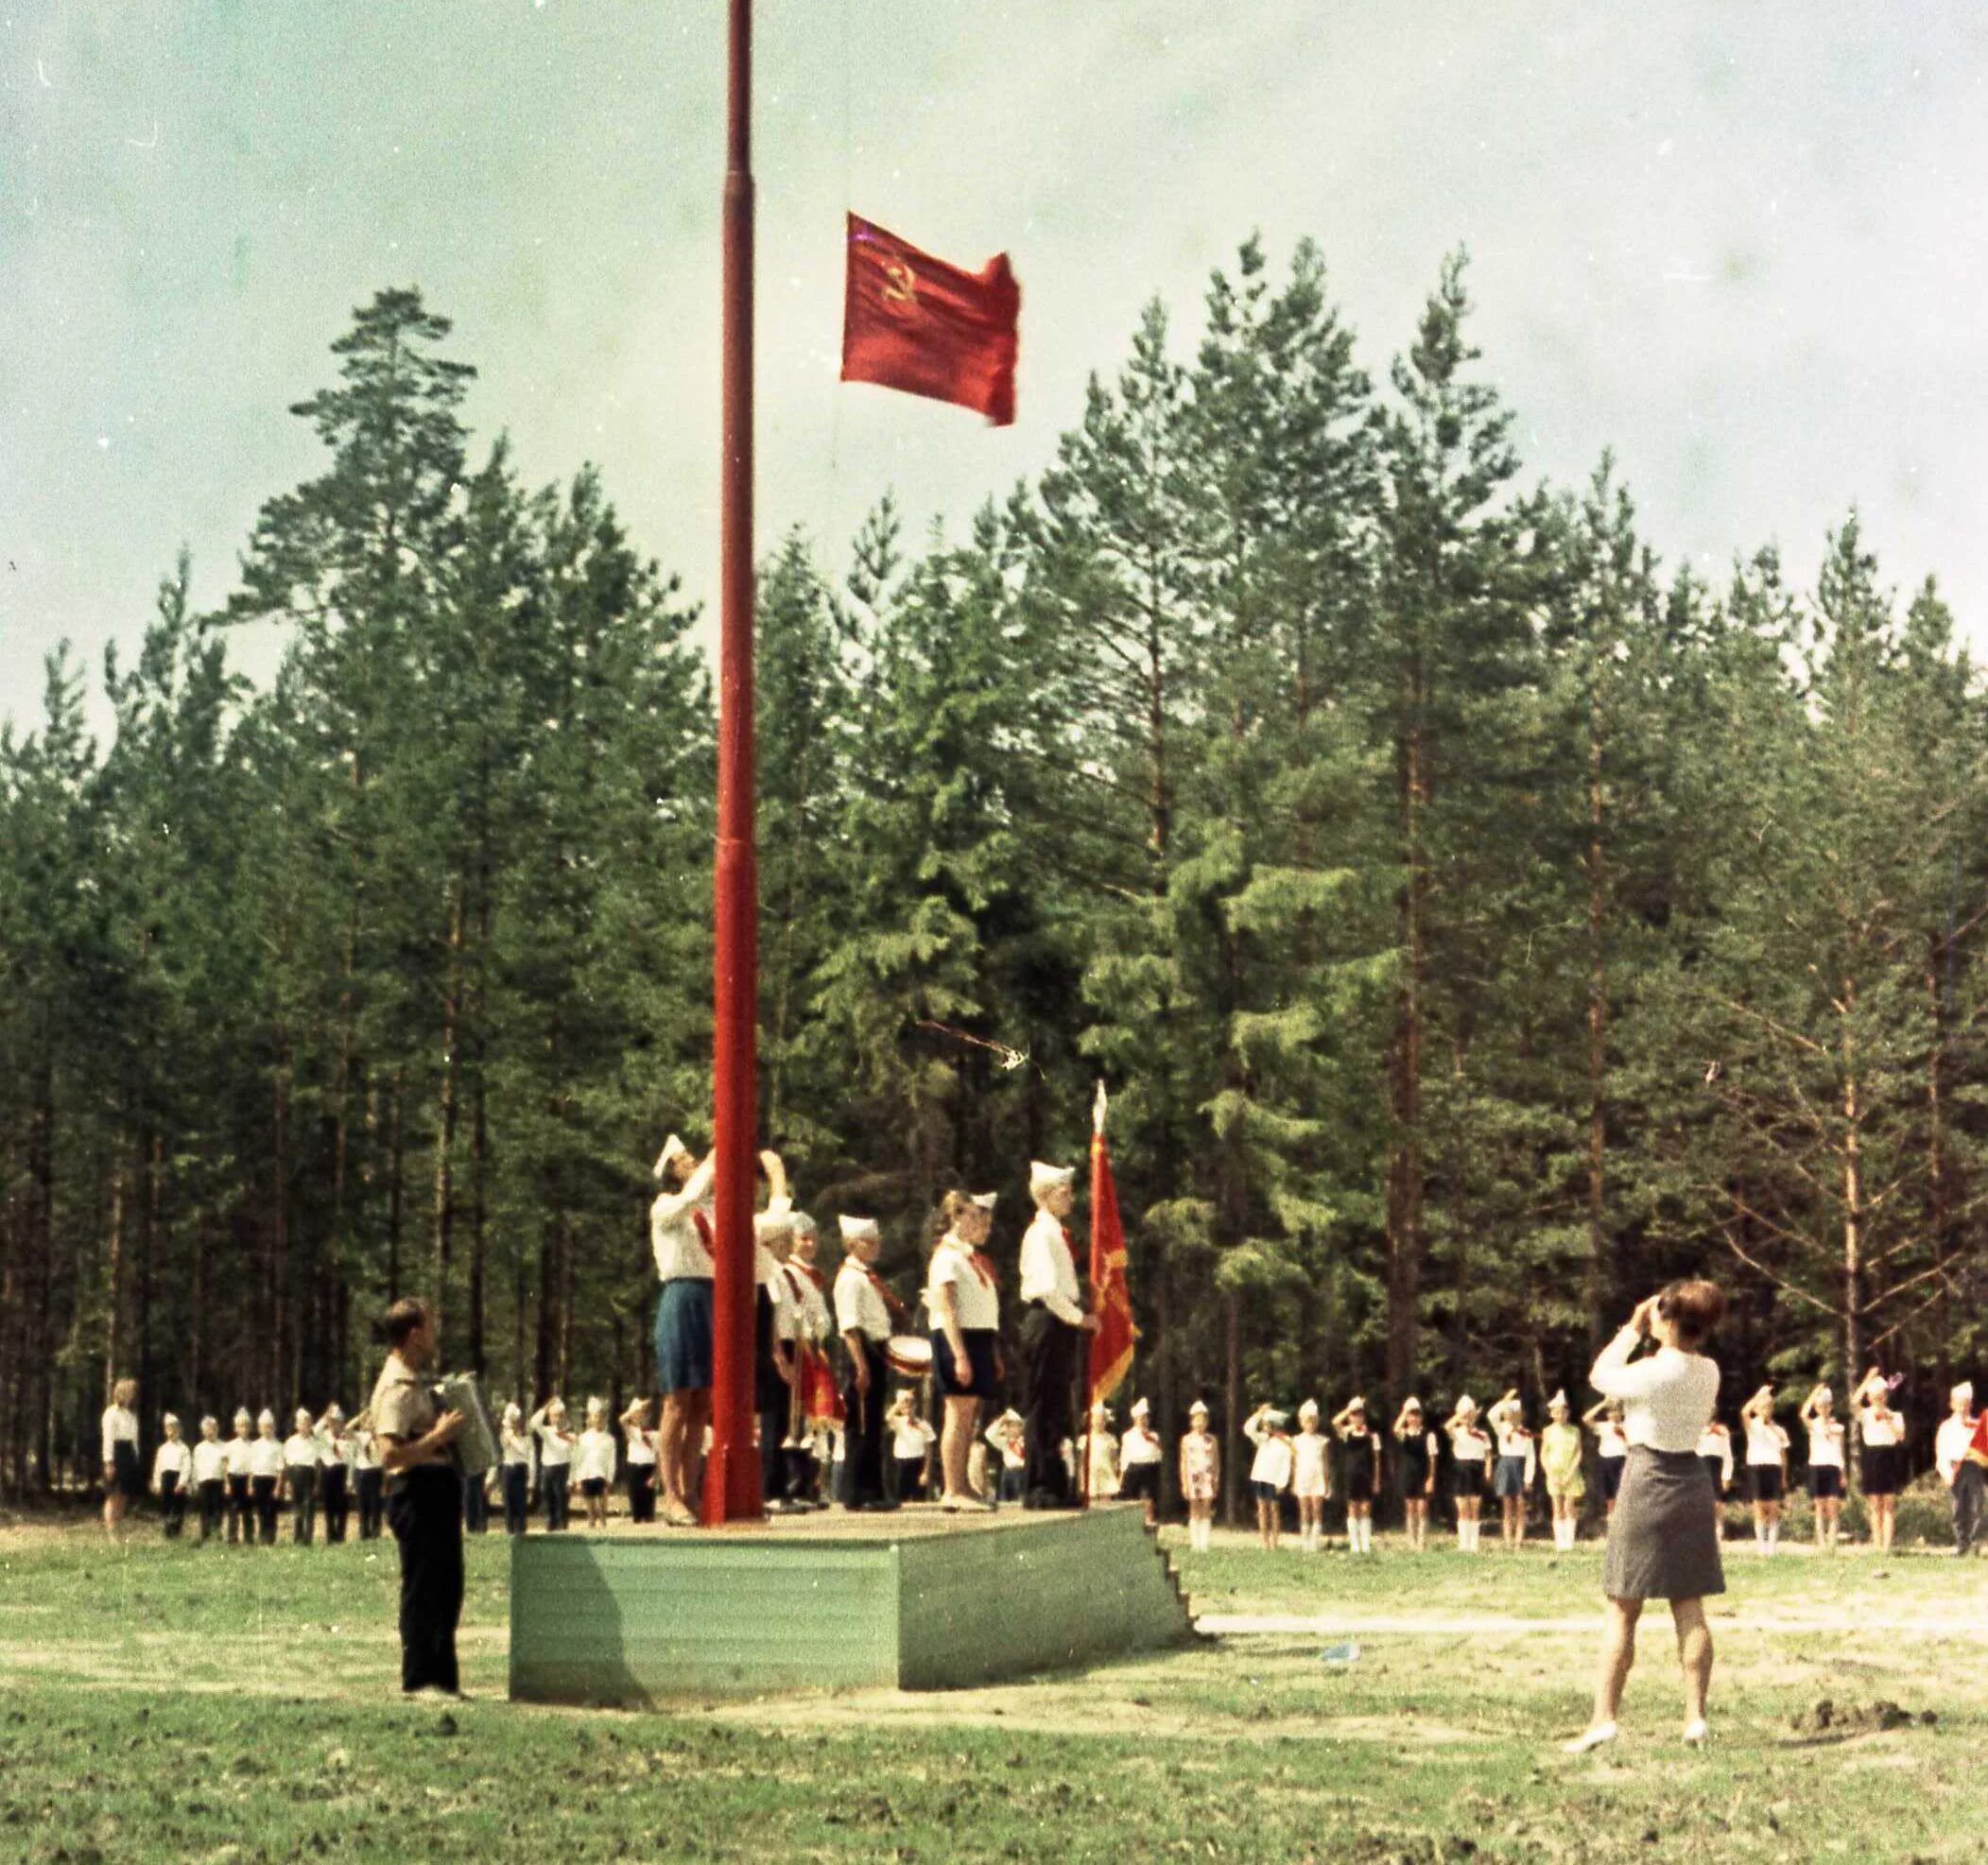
[701,1441,764,1527]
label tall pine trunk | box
[431,883,463,1355]
[1387,682,1428,1400]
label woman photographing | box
[1565,1280,1725,1755]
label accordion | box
[433,1373,501,1477]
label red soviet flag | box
[1087,1085,1135,1413]
[840,214,1019,426]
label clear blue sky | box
[5,2,1985,726]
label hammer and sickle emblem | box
[881,260,918,312]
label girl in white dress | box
[1290,1400,1332,1553]
[1179,1400,1219,1550]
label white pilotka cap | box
[257,1408,276,1428]
[754,1209,794,1242]
[1029,1161,1076,1196]
[653,1133,691,1182]
[838,1215,880,1245]
[1130,1397,1150,1418]
[970,1191,998,1212]
[1298,1398,1321,1421]
[1548,1390,1569,1412]
[1454,1393,1478,1416]
[233,1407,251,1425]
[1188,1398,1210,1417]
[1954,1381,1975,1406]
[162,1412,181,1429]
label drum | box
[433,1373,501,1477]
[884,1334,933,1378]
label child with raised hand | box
[1333,1396,1382,1555]
[1243,1404,1293,1551]
[1444,1397,1493,1552]
[1739,1385,1789,1555]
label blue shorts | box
[933,1328,999,1399]
[654,1278,714,1395]
[1251,1478,1285,1505]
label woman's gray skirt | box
[1601,1445,1725,1601]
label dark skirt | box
[1747,1462,1784,1503]
[1119,1460,1161,1502]
[654,1277,715,1395]
[1395,1442,1431,1496]
[579,1477,607,1499]
[1341,1437,1376,1502]
[1860,1442,1901,1497]
[1601,1446,1725,1601]
[1493,1454,1530,1500]
[1809,1463,1843,1501]
[1600,1454,1626,1502]
[933,1327,999,1399]
[112,1440,143,1501]
[1450,1461,1485,1502]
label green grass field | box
[3,1515,1984,1863]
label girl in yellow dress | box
[1539,1390,1586,1550]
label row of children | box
[1222,1369,1978,1556]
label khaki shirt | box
[369,1353,438,1484]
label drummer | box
[926,1189,1002,1511]
[833,1215,897,1511]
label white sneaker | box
[1562,1721,1617,1755]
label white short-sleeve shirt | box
[927,1236,999,1331]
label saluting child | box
[224,1408,254,1545]
[986,1408,1029,1506]
[1333,1397,1382,1556]
[191,1415,229,1544]
[1486,1390,1536,1552]
[1801,1384,1848,1552]
[1180,1399,1220,1551]
[1445,1397,1493,1553]
[1740,1385,1789,1555]
[890,1391,937,1503]
[1244,1405,1293,1551]
[249,1409,284,1545]
[151,1413,191,1539]
[1582,1397,1629,1518]
[283,1407,321,1544]
[499,1402,535,1535]
[531,1397,575,1530]
[1290,1400,1332,1553]
[574,1398,618,1528]
[1392,1399,1439,1552]
[620,1397,657,1527]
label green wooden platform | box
[509,1503,1193,1704]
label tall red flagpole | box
[704,0,761,1523]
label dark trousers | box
[252,1476,280,1544]
[1953,1462,1984,1554]
[784,1444,817,1504]
[542,1465,571,1531]
[198,1478,226,1541]
[625,1460,656,1525]
[289,1465,318,1543]
[158,1470,185,1537]
[227,1475,251,1543]
[322,1464,351,1543]
[999,1465,1027,1504]
[759,1405,789,1504]
[503,1462,530,1534]
[388,1465,463,1695]
[1020,1304,1080,1503]
[840,1372,888,1506]
[895,1456,926,1502]
[356,1467,386,1540]
[462,1470,489,1534]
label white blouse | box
[649,1153,717,1282]
[533,1417,575,1468]
[248,1439,285,1479]
[1743,1417,1788,1465]
[225,1436,255,1477]
[1018,1209,1084,1325]
[1806,1418,1846,1468]
[1588,1328,1720,1455]
[624,1428,656,1467]
[573,1427,618,1484]
[1858,1408,1903,1448]
[1248,1434,1293,1490]
[1695,1425,1734,1482]
[100,1406,138,1462]
[191,1440,231,1483]
[1119,1425,1164,1467]
[927,1236,1000,1331]
[891,1416,936,1460]
[834,1258,892,1342]
[500,1426,535,1469]
[282,1433,320,1469]
[152,1441,191,1484]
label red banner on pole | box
[840,214,1020,426]
[1088,1094,1134,1410]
